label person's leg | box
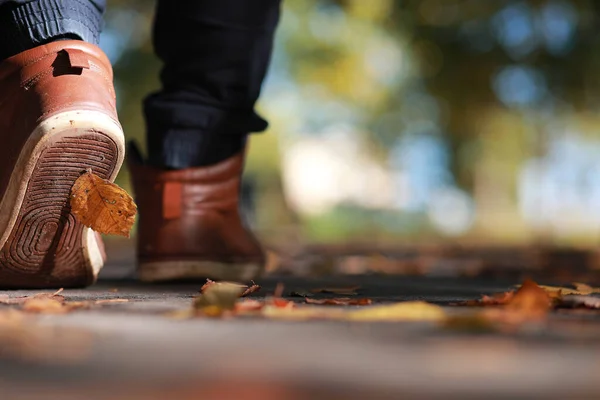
[144,0,281,169]
[0,0,105,60]
[130,0,281,282]
[0,0,124,288]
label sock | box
[147,128,246,169]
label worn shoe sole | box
[0,110,124,288]
[138,260,264,283]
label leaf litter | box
[0,288,129,314]
[179,278,600,328]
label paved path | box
[0,255,599,399]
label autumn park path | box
[1,247,600,399]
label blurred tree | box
[103,0,600,243]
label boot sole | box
[138,260,264,283]
[0,110,124,288]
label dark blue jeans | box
[0,0,281,169]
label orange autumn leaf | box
[70,170,137,237]
[270,298,294,309]
[480,279,552,326]
[200,279,217,293]
[0,288,65,305]
[305,298,372,306]
[460,291,515,306]
[240,282,261,297]
[234,299,265,312]
[199,279,260,298]
[504,279,552,318]
[22,298,69,314]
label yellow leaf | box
[193,282,245,316]
[345,301,446,322]
[572,282,600,294]
[262,305,344,320]
[70,170,137,237]
[22,298,69,314]
[526,283,600,296]
[504,279,551,319]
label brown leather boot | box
[0,41,124,288]
[129,147,265,282]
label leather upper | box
[0,40,118,199]
[129,151,266,265]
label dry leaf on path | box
[200,279,217,293]
[0,288,65,305]
[0,289,128,314]
[483,279,551,325]
[235,299,265,313]
[240,282,261,297]
[457,291,514,307]
[200,279,260,298]
[70,170,137,237]
[194,282,245,316]
[515,281,600,297]
[261,304,343,320]
[305,298,372,306]
[270,298,295,309]
[311,286,361,296]
[22,298,68,314]
[346,301,446,322]
[506,279,552,315]
[557,295,600,309]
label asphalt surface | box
[0,247,599,400]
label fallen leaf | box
[311,286,361,296]
[200,279,217,293]
[305,298,372,306]
[22,298,68,314]
[235,299,265,313]
[557,295,600,309]
[482,279,552,326]
[200,279,259,298]
[270,298,295,309]
[93,299,129,305]
[346,301,446,322]
[0,288,128,314]
[240,281,261,297]
[70,170,137,237]
[261,304,343,320]
[518,282,600,297]
[193,282,245,316]
[457,291,515,306]
[506,279,552,316]
[0,289,65,305]
[572,282,597,294]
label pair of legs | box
[0,0,280,287]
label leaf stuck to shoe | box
[70,169,137,237]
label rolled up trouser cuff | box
[0,0,103,60]
[144,93,268,169]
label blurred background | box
[102,0,600,252]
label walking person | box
[0,0,280,287]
